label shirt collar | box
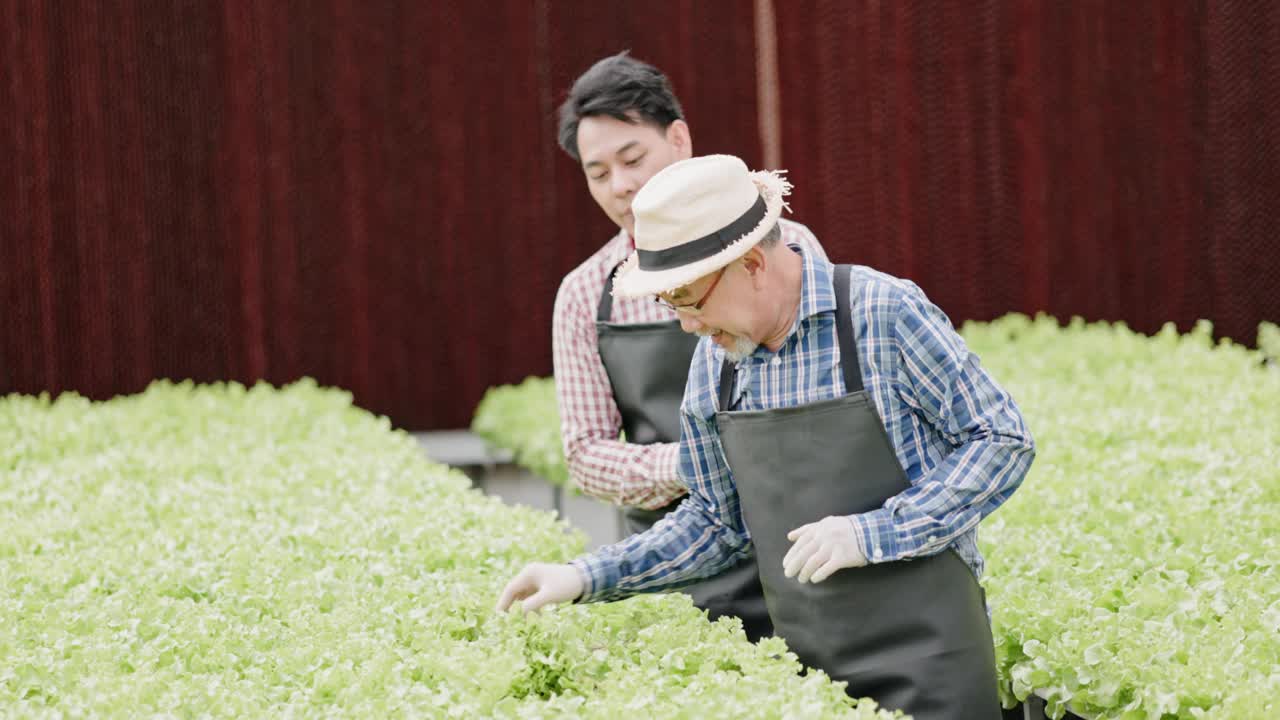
[738,243,834,363]
[795,242,838,324]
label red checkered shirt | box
[552,219,828,509]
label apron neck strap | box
[718,264,865,410]
[597,263,623,322]
[718,357,735,411]
[833,264,865,393]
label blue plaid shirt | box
[571,245,1035,602]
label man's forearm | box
[849,429,1034,563]
[570,499,753,602]
[564,434,687,509]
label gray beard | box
[699,330,759,362]
[724,335,759,362]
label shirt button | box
[771,356,782,366]
[873,548,884,559]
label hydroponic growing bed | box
[0,379,903,719]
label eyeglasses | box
[654,266,727,316]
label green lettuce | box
[967,315,1279,719]
[0,379,901,719]
[1259,321,1279,363]
[471,376,572,488]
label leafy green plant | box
[0,379,902,719]
[471,376,571,488]
[1259,321,1279,364]
[966,315,1280,720]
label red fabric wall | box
[774,0,1279,335]
[3,1,1277,429]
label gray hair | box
[757,221,782,249]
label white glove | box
[495,562,585,614]
[783,515,868,584]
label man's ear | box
[741,247,766,279]
[667,120,693,160]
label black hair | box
[556,51,685,163]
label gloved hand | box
[783,515,868,584]
[495,562,585,613]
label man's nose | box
[611,169,639,197]
[679,314,703,334]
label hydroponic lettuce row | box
[965,316,1279,720]
[471,376,572,489]
[0,379,903,719]
[472,316,1279,720]
[1259,321,1279,363]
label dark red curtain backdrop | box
[774,0,1279,336]
[3,1,1277,429]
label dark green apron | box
[714,265,999,718]
[595,267,772,642]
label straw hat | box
[611,154,792,298]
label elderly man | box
[499,154,1035,718]
[550,52,826,641]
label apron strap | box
[833,264,865,394]
[597,264,623,322]
[718,357,736,411]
